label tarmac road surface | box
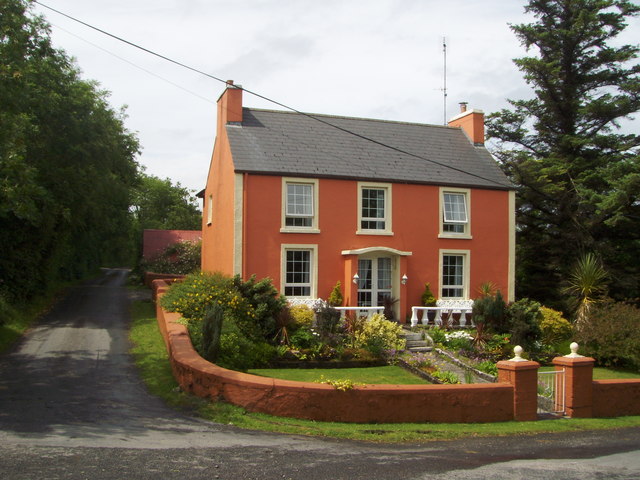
[0,268,639,479]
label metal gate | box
[537,369,565,415]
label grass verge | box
[129,299,640,443]
[0,282,75,354]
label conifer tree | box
[487,0,640,307]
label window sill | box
[356,230,394,236]
[280,228,321,234]
[438,234,473,240]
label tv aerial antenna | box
[442,37,447,125]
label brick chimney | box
[448,103,484,145]
[217,80,243,130]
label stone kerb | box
[497,346,540,421]
[153,284,515,424]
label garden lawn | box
[248,366,428,384]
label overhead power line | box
[33,0,508,188]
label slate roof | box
[226,108,513,190]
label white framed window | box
[207,194,213,225]
[281,244,318,298]
[439,187,471,238]
[281,178,319,233]
[439,250,470,299]
[357,182,392,235]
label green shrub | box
[160,272,243,323]
[327,281,343,306]
[232,274,286,340]
[315,304,342,338]
[289,327,321,350]
[472,291,507,333]
[506,298,542,351]
[538,306,572,346]
[421,283,437,307]
[574,300,640,370]
[217,318,276,371]
[289,304,314,329]
[141,240,201,275]
[443,330,474,350]
[475,360,498,376]
[427,326,446,345]
[160,272,285,370]
[353,313,406,356]
[485,333,512,360]
[201,304,224,363]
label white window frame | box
[439,249,470,300]
[280,177,320,233]
[206,194,213,225]
[281,244,318,298]
[439,187,472,239]
[357,182,393,235]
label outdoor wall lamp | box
[401,274,408,285]
[352,273,359,284]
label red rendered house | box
[201,82,515,322]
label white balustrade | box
[410,300,474,328]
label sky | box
[30,0,639,194]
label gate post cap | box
[565,342,584,358]
[509,345,527,362]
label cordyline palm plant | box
[563,253,609,330]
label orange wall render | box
[239,175,512,321]
[201,139,238,275]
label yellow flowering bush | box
[160,272,252,323]
[353,313,406,356]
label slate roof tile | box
[226,108,512,190]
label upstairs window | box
[440,188,471,238]
[286,183,313,227]
[281,178,319,232]
[358,182,392,235]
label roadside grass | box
[129,299,640,443]
[0,280,78,354]
[248,366,428,384]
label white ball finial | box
[565,342,584,358]
[510,345,527,362]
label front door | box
[357,257,392,307]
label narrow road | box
[0,269,639,479]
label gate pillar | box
[552,343,595,418]
[497,346,540,421]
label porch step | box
[407,346,432,353]
[400,330,433,352]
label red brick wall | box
[592,380,640,418]
[143,229,201,260]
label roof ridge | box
[243,107,454,130]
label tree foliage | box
[487,0,640,307]
[131,173,201,231]
[0,0,140,300]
